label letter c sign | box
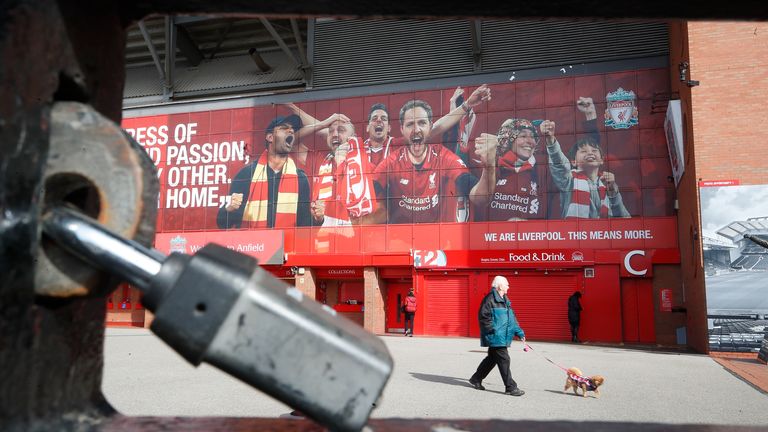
[622,250,651,277]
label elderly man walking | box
[468,275,526,396]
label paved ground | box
[712,353,768,393]
[103,328,768,426]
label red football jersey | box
[374,144,468,224]
[479,165,548,221]
[365,136,401,168]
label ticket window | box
[328,280,364,327]
[339,281,363,306]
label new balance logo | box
[400,178,409,185]
[496,179,508,186]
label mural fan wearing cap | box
[216,115,313,229]
[469,117,548,221]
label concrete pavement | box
[103,328,768,426]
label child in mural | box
[545,97,630,219]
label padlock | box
[43,206,392,432]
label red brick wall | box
[675,22,768,352]
[689,22,768,183]
[294,267,317,299]
[363,267,386,334]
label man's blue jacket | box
[478,289,525,347]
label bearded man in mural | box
[545,97,631,219]
[364,84,491,169]
[367,99,487,224]
[217,115,312,229]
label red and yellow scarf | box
[243,151,299,228]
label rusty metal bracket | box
[35,102,158,298]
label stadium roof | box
[716,218,768,241]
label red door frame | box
[385,282,411,334]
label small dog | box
[564,367,604,398]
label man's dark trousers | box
[404,312,415,335]
[470,346,517,391]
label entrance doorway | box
[386,282,411,334]
[621,279,655,343]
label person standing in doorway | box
[402,289,417,337]
[469,276,525,396]
[568,291,583,342]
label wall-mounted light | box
[297,267,305,275]
[678,61,699,87]
[678,61,688,82]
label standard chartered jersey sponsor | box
[399,194,439,211]
[491,192,539,214]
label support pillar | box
[364,267,386,334]
[294,267,317,300]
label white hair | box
[491,275,509,289]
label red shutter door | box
[424,275,469,337]
[504,273,578,341]
[622,279,656,343]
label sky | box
[700,184,768,240]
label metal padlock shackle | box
[43,202,392,432]
[37,102,392,431]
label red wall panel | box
[583,264,623,342]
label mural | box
[700,183,768,353]
[123,68,677,255]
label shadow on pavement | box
[544,389,591,398]
[409,372,474,388]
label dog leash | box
[524,342,594,387]
[523,342,569,372]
